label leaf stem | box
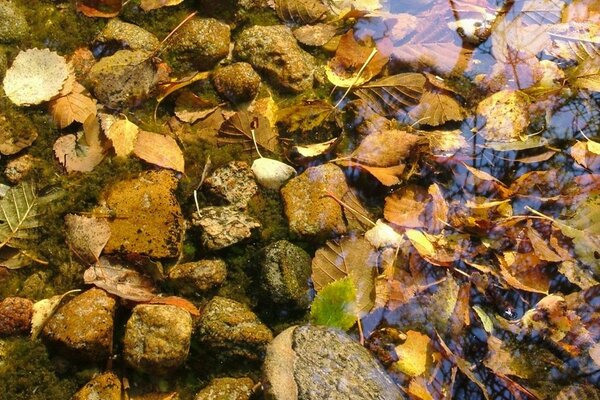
[334,47,379,110]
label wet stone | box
[260,240,312,309]
[212,63,261,104]
[194,377,255,400]
[0,110,38,156]
[0,297,33,336]
[167,259,227,296]
[281,163,348,239]
[3,154,36,183]
[42,288,116,361]
[102,170,184,258]
[168,17,230,70]
[203,161,258,208]
[71,371,122,400]
[234,25,316,93]
[263,325,404,400]
[123,304,193,374]
[0,2,27,44]
[192,206,260,251]
[196,296,273,360]
[88,49,159,109]
[95,19,160,53]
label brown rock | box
[195,377,255,400]
[71,372,122,400]
[212,63,261,104]
[168,259,227,296]
[168,17,230,70]
[203,161,257,208]
[103,170,184,258]
[0,297,33,336]
[192,206,260,251]
[3,154,36,183]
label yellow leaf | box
[408,377,434,400]
[49,83,97,129]
[106,118,139,157]
[31,290,80,339]
[405,229,435,258]
[393,330,432,377]
[140,0,183,11]
[587,138,600,155]
[133,130,184,172]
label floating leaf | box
[276,101,340,143]
[48,82,97,129]
[546,22,600,61]
[393,330,432,377]
[133,130,184,172]
[384,185,428,228]
[106,118,139,157]
[476,90,530,142]
[310,277,357,330]
[140,0,183,11]
[408,90,465,126]
[31,290,80,339]
[364,219,404,249]
[218,111,278,154]
[76,0,123,17]
[54,115,106,173]
[567,55,600,92]
[64,214,111,264]
[337,160,406,186]
[405,229,436,258]
[351,129,420,167]
[355,73,425,117]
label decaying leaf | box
[54,115,106,172]
[106,118,139,157]
[140,0,183,11]
[567,55,600,92]
[497,251,550,294]
[218,111,279,154]
[355,73,425,117]
[364,219,403,249]
[350,129,420,167]
[133,130,185,172]
[31,290,81,339]
[76,0,123,17]
[384,185,428,228]
[49,82,97,129]
[273,0,330,24]
[310,277,357,330]
[476,90,531,142]
[393,330,432,377]
[405,229,436,259]
[65,214,111,263]
[148,296,200,317]
[337,160,406,186]
[276,101,340,143]
[408,90,465,126]
[293,23,337,47]
[83,257,156,302]
[174,91,219,124]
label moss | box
[246,190,289,243]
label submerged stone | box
[203,161,258,208]
[95,19,160,53]
[3,154,36,184]
[192,206,260,251]
[0,2,27,44]
[212,62,261,104]
[167,259,227,295]
[71,372,122,400]
[194,377,255,400]
[0,110,38,155]
[0,297,32,336]
[102,170,184,258]
[168,17,230,70]
[263,325,404,400]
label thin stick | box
[334,48,379,109]
[251,129,263,158]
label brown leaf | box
[409,90,465,126]
[497,251,550,294]
[426,183,448,233]
[218,111,278,154]
[49,83,97,129]
[76,0,123,17]
[147,296,200,317]
[53,115,106,172]
[293,23,337,47]
[106,118,139,157]
[133,130,185,172]
[273,0,329,24]
[476,90,530,143]
[384,185,429,228]
[351,129,420,167]
[337,160,406,186]
[140,0,183,11]
[526,223,562,262]
[355,73,425,117]
[174,91,219,124]
[83,257,156,301]
[571,140,600,170]
[65,214,111,264]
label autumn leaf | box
[408,90,465,126]
[310,277,357,330]
[174,91,219,124]
[392,330,432,377]
[337,160,406,186]
[49,82,97,128]
[567,55,600,92]
[355,73,425,117]
[497,251,550,294]
[293,23,337,47]
[405,229,436,258]
[350,129,420,167]
[276,101,340,143]
[31,290,81,339]
[133,130,185,172]
[218,111,279,154]
[83,257,156,302]
[106,118,139,157]
[53,115,106,173]
[147,296,200,317]
[273,0,330,24]
[384,185,429,228]
[65,214,111,264]
[76,0,123,17]
[140,0,183,11]
[476,90,531,142]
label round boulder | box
[263,325,404,400]
[123,304,193,374]
[167,259,227,296]
[168,17,230,70]
[95,19,160,53]
[212,63,261,104]
[0,2,27,44]
[194,377,255,400]
[71,372,122,400]
[0,297,32,336]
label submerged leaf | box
[140,0,183,11]
[31,290,80,339]
[133,130,184,172]
[65,214,111,263]
[218,111,278,154]
[48,82,97,129]
[393,330,432,377]
[476,90,530,142]
[83,257,156,301]
[310,277,357,330]
[351,129,420,167]
[409,90,465,126]
[76,0,123,17]
[106,118,139,157]
[355,73,425,116]
[273,0,329,24]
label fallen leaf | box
[273,0,330,24]
[174,91,219,124]
[426,183,448,233]
[355,73,425,117]
[566,55,600,92]
[31,290,81,339]
[288,138,339,165]
[337,160,406,186]
[106,118,139,157]
[147,296,200,317]
[276,101,340,143]
[476,90,531,142]
[140,0,183,11]
[293,23,337,47]
[218,111,279,154]
[408,90,465,126]
[364,219,404,248]
[393,330,432,377]
[426,129,468,156]
[83,257,156,301]
[65,214,111,264]
[310,277,357,330]
[497,251,550,294]
[384,185,428,228]
[133,130,185,172]
[405,229,436,258]
[53,115,106,172]
[49,82,97,129]
[76,0,123,17]
[155,71,210,106]
[351,129,420,167]
[407,377,435,400]
[526,223,562,262]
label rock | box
[0,297,33,336]
[167,259,227,296]
[0,110,38,155]
[260,240,311,308]
[103,170,184,258]
[195,377,255,400]
[95,19,160,53]
[251,158,296,191]
[123,304,193,374]
[281,164,348,239]
[0,2,27,44]
[71,372,122,400]
[212,63,261,104]
[3,154,36,183]
[168,17,230,70]
[42,288,116,361]
[263,325,404,400]
[234,25,316,93]
[88,49,159,109]
[203,161,258,208]
[192,206,260,251]
[196,296,273,360]
[0,48,7,79]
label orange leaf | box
[148,296,200,317]
[133,130,184,172]
[48,83,97,129]
[76,0,123,17]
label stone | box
[71,372,122,400]
[88,49,159,109]
[0,2,27,44]
[168,17,230,70]
[212,63,261,104]
[102,170,184,258]
[260,240,311,308]
[192,206,260,251]
[3,154,36,183]
[123,304,193,374]
[0,297,33,336]
[203,161,258,208]
[263,325,404,400]
[196,296,273,360]
[42,288,116,361]
[195,377,255,400]
[95,19,160,53]
[234,25,315,93]
[0,110,38,155]
[168,259,227,296]
[281,164,348,239]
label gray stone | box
[260,240,311,308]
[281,164,348,239]
[194,377,255,400]
[42,288,116,361]
[0,2,27,44]
[192,206,260,251]
[234,25,315,93]
[168,259,227,296]
[95,19,160,52]
[196,296,273,360]
[212,63,261,104]
[168,17,230,70]
[203,161,258,208]
[123,304,193,374]
[88,49,159,109]
[263,325,404,400]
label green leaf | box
[310,277,357,330]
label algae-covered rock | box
[42,288,116,361]
[168,17,230,70]
[212,63,261,104]
[123,304,193,374]
[3,154,36,184]
[0,2,27,44]
[196,296,273,360]
[203,161,258,208]
[95,19,160,53]
[194,377,255,400]
[192,206,260,251]
[88,49,159,109]
[234,25,315,93]
[168,259,227,296]
[263,325,404,400]
[281,163,348,239]
[0,297,32,336]
[0,110,38,155]
[71,372,122,400]
[260,240,311,309]
[103,170,184,258]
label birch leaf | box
[218,111,278,154]
[140,0,183,11]
[351,130,420,167]
[54,115,106,173]
[76,0,123,17]
[48,82,97,129]
[83,257,156,301]
[408,90,465,126]
[355,73,425,117]
[310,277,357,330]
[106,118,139,157]
[133,130,184,172]
[65,214,111,264]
